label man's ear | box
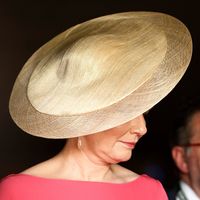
[171,146,189,173]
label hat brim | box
[9,12,192,138]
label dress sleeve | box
[154,180,169,200]
[0,177,12,200]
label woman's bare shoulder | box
[111,164,140,182]
[19,158,58,178]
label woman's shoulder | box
[131,174,168,199]
[0,173,33,187]
[0,172,54,188]
[135,174,163,187]
[16,157,58,179]
[0,174,21,186]
[0,172,55,198]
[112,164,159,181]
[0,174,26,198]
[111,164,140,183]
[112,165,167,198]
[111,164,163,185]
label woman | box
[0,11,192,199]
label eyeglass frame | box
[181,143,200,147]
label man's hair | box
[170,98,200,148]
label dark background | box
[0,0,199,192]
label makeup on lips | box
[119,141,136,149]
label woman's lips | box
[119,141,136,149]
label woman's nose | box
[129,115,147,136]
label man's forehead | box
[190,112,200,139]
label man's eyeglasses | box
[181,143,200,147]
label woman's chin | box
[112,153,132,163]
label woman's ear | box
[171,146,189,173]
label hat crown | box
[27,17,167,115]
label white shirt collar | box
[180,181,200,200]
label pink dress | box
[0,174,168,200]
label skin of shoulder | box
[111,164,139,182]
[20,162,139,183]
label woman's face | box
[80,115,147,164]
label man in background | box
[170,102,200,200]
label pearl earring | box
[78,137,82,149]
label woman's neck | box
[54,139,115,182]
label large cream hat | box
[9,11,192,138]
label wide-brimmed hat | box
[9,11,192,138]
